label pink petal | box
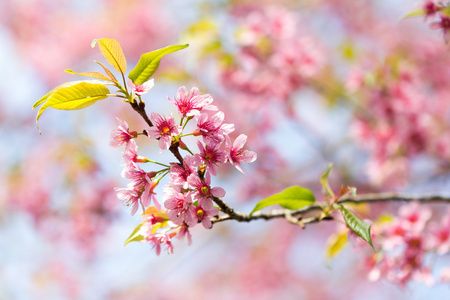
[211,186,226,198]
[233,134,248,150]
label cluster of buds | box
[112,84,257,254]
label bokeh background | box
[1,0,450,299]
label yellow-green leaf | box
[65,69,113,82]
[400,9,426,21]
[92,38,127,75]
[35,81,110,128]
[32,81,83,109]
[124,223,144,246]
[320,163,335,199]
[128,44,189,85]
[250,186,315,215]
[324,231,348,260]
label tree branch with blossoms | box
[32,37,450,283]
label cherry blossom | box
[169,154,197,189]
[169,86,217,117]
[187,172,226,208]
[143,233,174,256]
[194,140,227,176]
[194,204,219,229]
[164,191,197,227]
[147,113,182,151]
[128,78,154,96]
[430,14,450,42]
[110,117,137,147]
[195,112,235,144]
[225,134,257,174]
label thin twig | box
[210,193,450,226]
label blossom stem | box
[146,160,170,168]
[121,73,129,95]
[182,116,193,130]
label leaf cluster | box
[33,38,188,133]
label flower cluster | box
[348,58,450,187]
[355,202,450,286]
[221,6,325,105]
[112,85,257,254]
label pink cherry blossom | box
[398,202,431,232]
[121,140,149,164]
[430,14,450,43]
[169,86,217,117]
[169,154,197,189]
[225,134,257,174]
[110,117,137,147]
[128,78,154,96]
[187,173,225,208]
[427,211,450,254]
[114,187,141,216]
[164,191,197,227]
[194,204,219,229]
[176,225,192,245]
[144,233,174,256]
[195,112,235,144]
[115,162,160,214]
[147,113,182,151]
[194,140,227,176]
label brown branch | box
[337,192,450,205]
[130,100,153,127]
[169,142,184,164]
[210,193,450,227]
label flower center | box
[201,186,209,195]
[162,126,171,134]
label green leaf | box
[324,231,348,260]
[92,38,127,75]
[250,186,315,215]
[128,44,189,85]
[35,81,110,128]
[400,9,426,21]
[124,223,144,246]
[339,205,374,250]
[320,163,335,199]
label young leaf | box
[324,230,348,260]
[32,81,85,109]
[320,163,335,199]
[250,186,315,215]
[65,69,114,82]
[338,205,374,250]
[35,81,111,127]
[128,44,189,85]
[92,38,127,75]
[95,61,118,83]
[124,223,144,246]
[400,9,426,21]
